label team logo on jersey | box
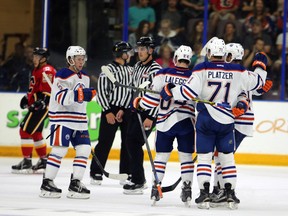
[65,134,70,140]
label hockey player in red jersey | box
[11,47,56,174]
[39,46,96,199]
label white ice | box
[1,157,288,216]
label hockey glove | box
[132,97,144,112]
[20,95,28,109]
[29,100,46,112]
[256,78,273,94]
[252,52,268,70]
[74,87,97,102]
[232,100,249,118]
[160,83,175,101]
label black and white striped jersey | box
[133,60,162,118]
[96,61,133,113]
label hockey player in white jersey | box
[210,43,273,206]
[39,46,96,199]
[133,45,195,206]
[160,38,268,209]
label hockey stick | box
[42,72,53,88]
[134,81,163,198]
[101,65,230,108]
[161,155,198,193]
[91,150,129,181]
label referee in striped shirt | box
[123,37,162,194]
[90,41,134,185]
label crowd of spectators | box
[127,0,288,99]
[0,0,287,99]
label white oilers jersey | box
[171,61,267,124]
[140,67,195,132]
[48,68,90,130]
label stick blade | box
[101,65,117,84]
[106,173,129,181]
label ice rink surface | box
[1,157,288,216]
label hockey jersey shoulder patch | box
[56,68,75,79]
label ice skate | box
[195,182,210,209]
[11,158,32,174]
[67,178,90,199]
[210,188,226,208]
[123,181,147,195]
[120,174,132,185]
[32,158,47,173]
[225,183,239,210]
[39,178,62,198]
[90,173,103,185]
[151,182,161,206]
[180,181,192,207]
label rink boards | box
[0,93,288,166]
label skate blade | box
[67,191,90,199]
[11,169,33,174]
[197,201,210,209]
[210,201,226,208]
[39,190,61,198]
[226,202,238,210]
[151,200,158,206]
[32,168,45,174]
[123,189,144,195]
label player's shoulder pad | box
[56,68,75,79]
[192,61,208,72]
[226,63,246,72]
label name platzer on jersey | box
[207,71,233,79]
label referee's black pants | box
[125,109,156,185]
[90,106,130,176]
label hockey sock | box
[153,152,170,183]
[34,139,47,158]
[197,152,213,189]
[218,152,237,189]
[72,145,90,180]
[214,156,224,188]
[45,146,68,180]
[179,151,194,184]
[20,139,34,158]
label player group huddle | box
[11,36,272,210]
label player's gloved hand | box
[74,87,97,102]
[160,83,175,101]
[131,97,144,112]
[20,95,28,109]
[232,100,249,117]
[29,100,46,112]
[252,52,268,70]
[256,78,273,94]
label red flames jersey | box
[27,64,56,105]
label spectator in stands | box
[189,42,205,69]
[237,0,254,21]
[0,42,25,91]
[128,0,156,32]
[244,0,275,35]
[271,24,288,94]
[186,19,204,49]
[155,43,174,68]
[128,20,152,48]
[180,0,205,20]
[154,19,184,53]
[243,37,272,69]
[243,19,273,59]
[221,21,242,44]
[209,0,239,37]
[161,0,185,34]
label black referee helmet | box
[136,36,155,49]
[112,41,132,57]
